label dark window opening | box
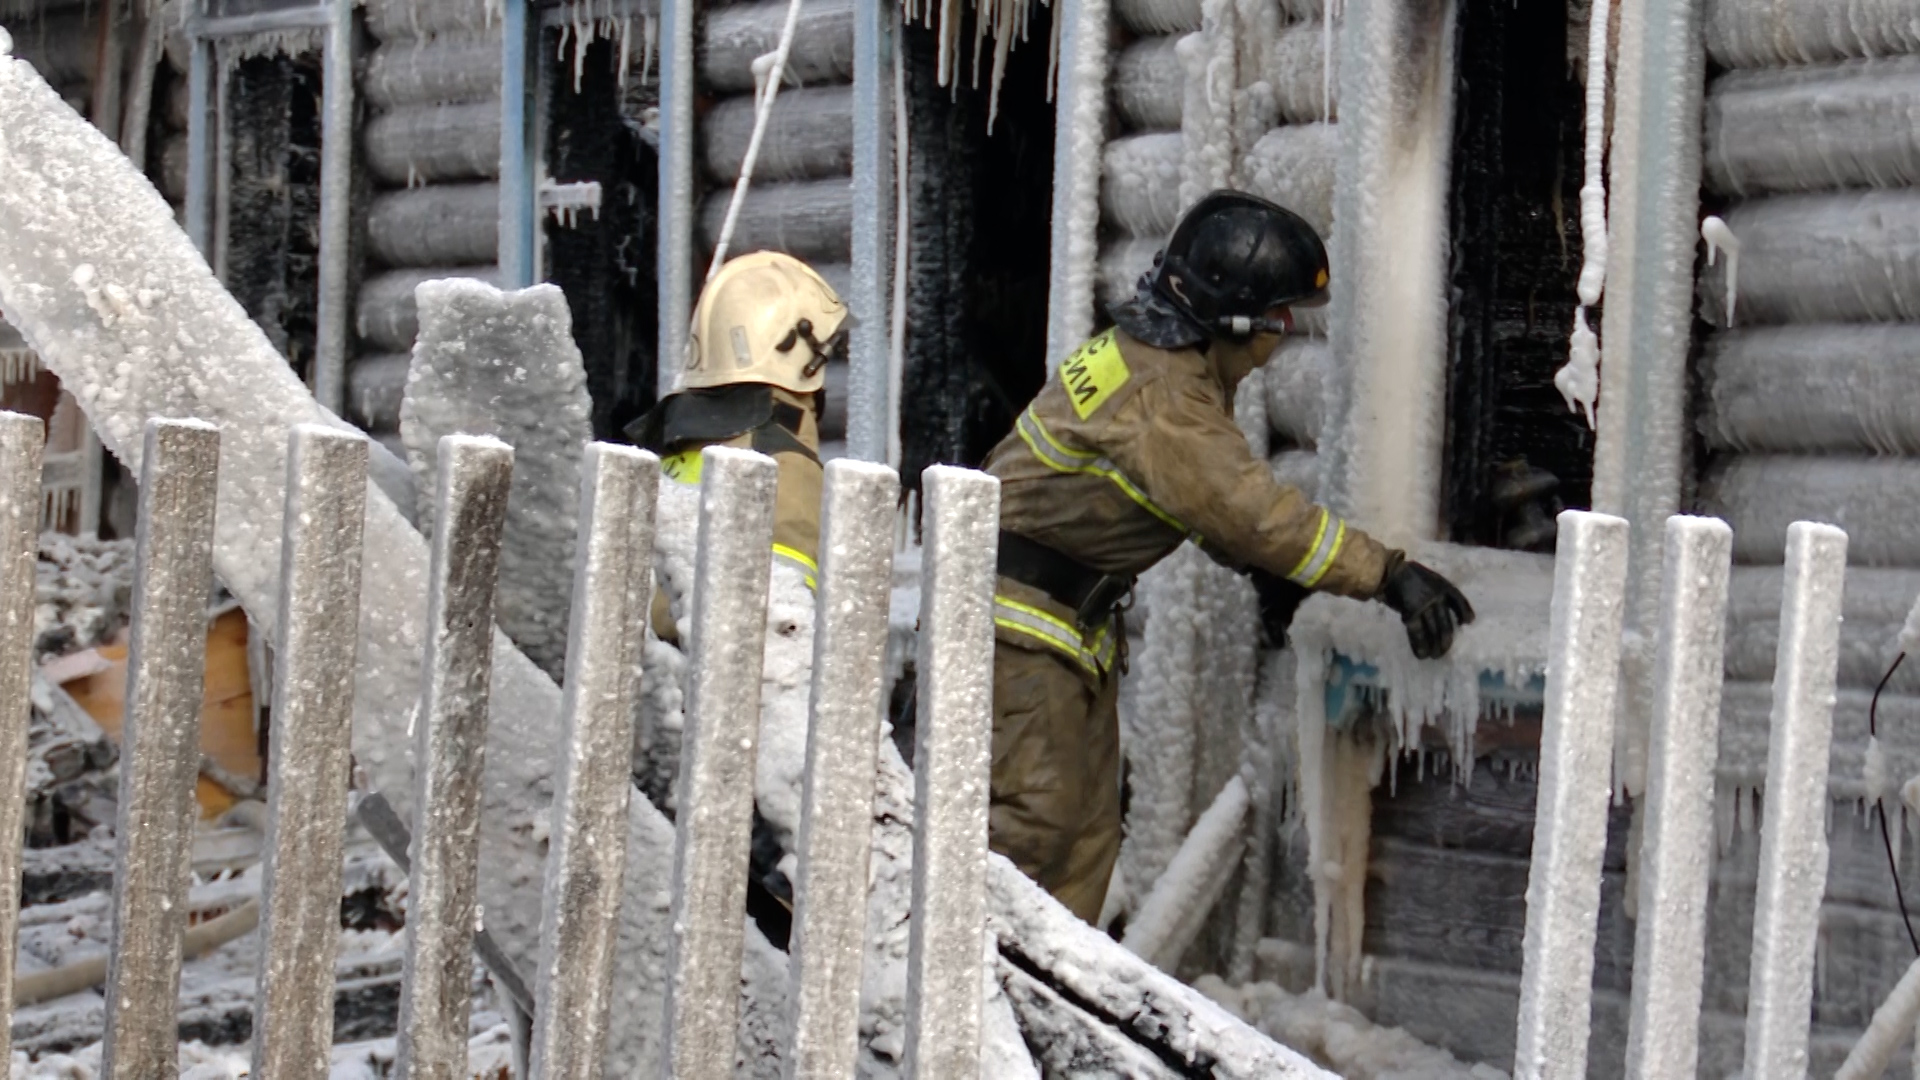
[548,36,661,441]
[225,53,324,383]
[1442,0,1594,552]
[899,12,1055,487]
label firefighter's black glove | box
[1381,561,1476,660]
[1249,569,1310,650]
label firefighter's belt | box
[996,530,1134,631]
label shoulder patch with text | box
[661,447,704,485]
[1061,331,1131,420]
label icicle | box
[1701,215,1741,326]
[617,15,632,89]
[0,347,37,389]
[1320,0,1335,123]
[1556,308,1599,428]
[1868,735,1892,807]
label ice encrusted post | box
[0,411,44,1066]
[252,426,370,1080]
[101,419,221,1080]
[903,465,999,1080]
[662,446,779,1080]
[1623,515,1731,1080]
[1741,522,1847,1080]
[787,459,899,1080]
[529,444,660,1080]
[1513,510,1629,1080]
[394,435,515,1080]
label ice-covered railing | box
[1509,509,1857,1080]
[0,413,1013,1078]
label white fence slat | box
[251,425,370,1080]
[786,458,899,1080]
[902,465,1000,1080]
[529,443,659,1080]
[1742,521,1848,1080]
[661,446,779,1080]
[393,434,516,1080]
[1513,509,1630,1080]
[1624,515,1732,1080]
[100,418,222,1080]
[0,412,44,1061]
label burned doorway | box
[548,35,660,441]
[898,10,1057,485]
[1441,0,1595,551]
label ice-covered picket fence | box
[1511,509,1851,1080]
[0,413,999,1080]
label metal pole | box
[657,0,697,393]
[0,413,44,1065]
[500,0,539,288]
[786,459,899,1079]
[902,465,1000,1079]
[1043,0,1111,373]
[313,0,356,415]
[529,443,660,1080]
[1742,522,1848,1080]
[1623,516,1732,1080]
[1512,510,1629,1080]
[847,0,894,462]
[393,435,516,1080]
[1589,0,1707,796]
[184,24,213,258]
[100,419,222,1080]
[251,425,370,1080]
[662,446,779,1080]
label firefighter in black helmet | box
[980,190,1475,921]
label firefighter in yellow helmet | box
[981,191,1475,922]
[626,251,849,641]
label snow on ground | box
[1196,976,1509,1080]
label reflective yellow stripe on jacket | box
[665,457,821,592]
[772,543,818,590]
[1015,408,1193,537]
[993,595,1118,677]
[1287,509,1348,588]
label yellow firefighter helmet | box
[678,252,848,396]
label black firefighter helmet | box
[1151,190,1330,339]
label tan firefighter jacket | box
[981,327,1398,679]
[648,385,825,641]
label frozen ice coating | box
[1319,0,1455,545]
[1120,775,1252,971]
[1700,455,1920,566]
[1703,0,1920,68]
[1044,0,1112,367]
[1705,56,1920,197]
[1622,516,1731,1080]
[1197,977,1509,1080]
[1835,954,1920,1080]
[1698,191,1920,327]
[1703,326,1920,456]
[1555,309,1600,429]
[400,278,593,680]
[1512,511,1629,1080]
[1699,215,1739,326]
[0,53,792,1076]
[1742,523,1847,1080]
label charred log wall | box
[898,13,1054,486]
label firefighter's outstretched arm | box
[1098,378,1474,657]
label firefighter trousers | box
[989,641,1122,924]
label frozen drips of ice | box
[1866,734,1891,805]
[1702,214,1741,326]
[1556,308,1600,429]
[1553,0,1611,430]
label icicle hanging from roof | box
[905,0,1052,133]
